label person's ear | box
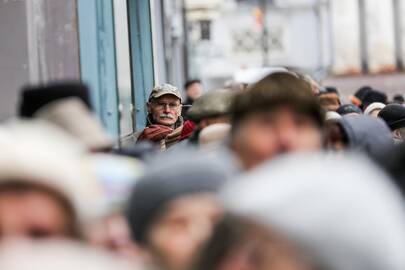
[393,129,401,139]
[147,102,152,114]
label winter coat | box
[338,115,393,158]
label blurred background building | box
[0,0,404,138]
[185,0,405,94]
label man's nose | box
[162,105,171,113]
[276,124,296,152]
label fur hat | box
[19,82,92,117]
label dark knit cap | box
[325,86,339,95]
[378,104,405,131]
[362,89,387,109]
[126,157,226,244]
[354,86,372,101]
[393,94,404,104]
[336,104,362,115]
[19,82,92,117]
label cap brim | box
[150,91,181,101]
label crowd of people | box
[0,69,405,270]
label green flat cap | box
[187,89,235,122]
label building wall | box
[187,0,405,87]
[0,0,80,121]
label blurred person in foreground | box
[137,84,192,150]
[193,153,405,270]
[324,115,393,157]
[378,104,405,144]
[0,121,90,240]
[126,158,226,270]
[182,80,204,118]
[19,82,113,152]
[0,120,143,261]
[224,72,324,171]
[0,240,140,270]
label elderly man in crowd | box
[137,84,189,150]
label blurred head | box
[126,158,226,270]
[193,214,311,270]
[364,102,386,117]
[351,86,372,108]
[0,181,77,240]
[185,80,203,101]
[187,89,235,130]
[393,94,404,105]
[18,83,111,152]
[324,115,393,158]
[221,153,405,270]
[0,240,138,270]
[379,104,405,142]
[318,92,341,112]
[145,194,222,270]
[362,89,387,110]
[229,73,324,170]
[336,104,362,116]
[324,122,348,151]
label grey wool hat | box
[187,89,235,122]
[126,155,227,244]
[222,153,405,270]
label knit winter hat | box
[362,89,387,109]
[336,104,362,115]
[126,156,227,244]
[378,104,405,131]
[19,82,92,117]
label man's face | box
[231,107,322,170]
[146,194,223,270]
[186,83,203,101]
[148,95,182,127]
[0,191,72,240]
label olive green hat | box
[187,89,236,122]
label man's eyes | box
[158,103,178,107]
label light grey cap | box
[149,83,182,101]
[222,153,405,270]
